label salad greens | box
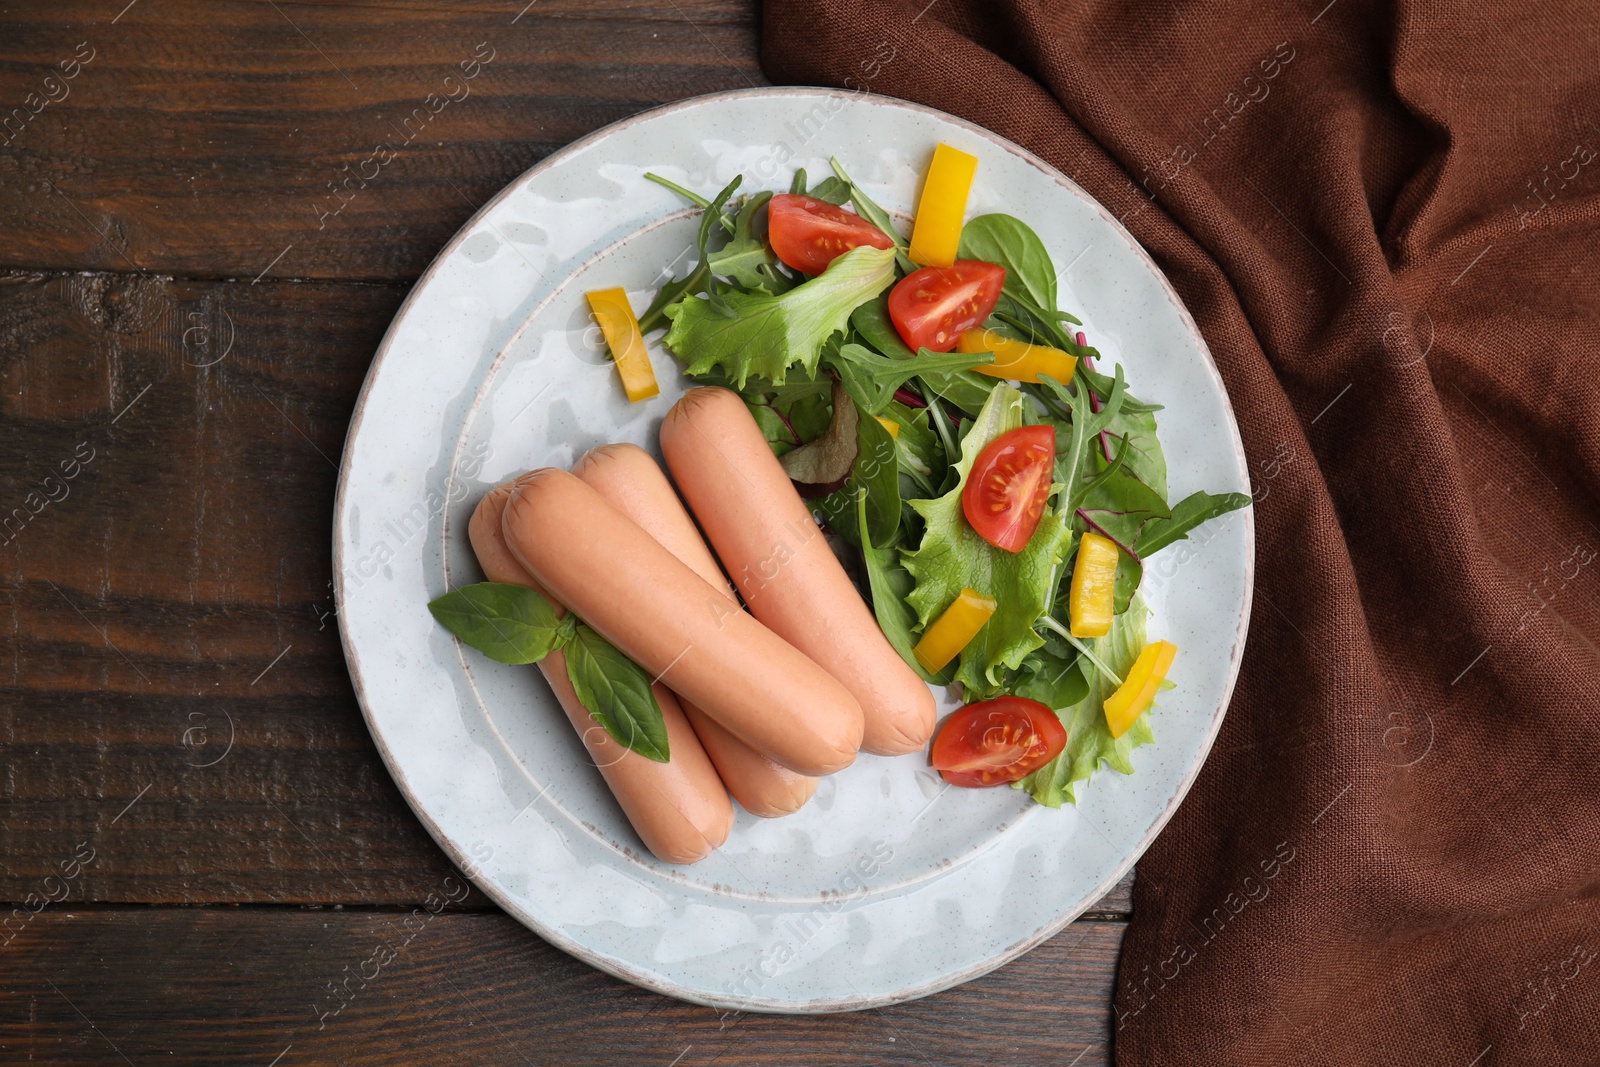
[638,156,1249,806]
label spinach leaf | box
[564,624,670,763]
[1012,645,1090,710]
[428,582,575,664]
[806,174,852,205]
[1134,490,1252,557]
[957,214,1058,310]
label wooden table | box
[0,2,1128,1061]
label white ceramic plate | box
[333,88,1253,1013]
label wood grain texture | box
[0,911,1122,1064]
[0,0,765,282]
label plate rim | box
[332,85,1255,1013]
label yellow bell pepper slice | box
[1068,532,1119,638]
[1104,640,1177,738]
[956,328,1078,383]
[875,416,900,439]
[913,587,996,673]
[585,287,659,403]
[908,143,978,268]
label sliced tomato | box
[961,424,1056,552]
[930,697,1067,787]
[886,260,1005,352]
[766,193,893,274]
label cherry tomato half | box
[766,193,893,275]
[961,424,1056,552]
[886,260,1005,352]
[930,696,1067,787]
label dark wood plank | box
[0,270,463,903]
[0,269,1136,914]
[0,910,1123,1064]
[0,0,765,281]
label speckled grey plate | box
[333,88,1253,1013]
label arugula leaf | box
[1134,490,1252,557]
[828,157,918,273]
[848,297,997,415]
[1017,597,1153,806]
[957,214,1058,310]
[826,342,992,415]
[818,398,900,548]
[663,245,897,387]
[879,400,942,499]
[428,583,576,664]
[707,192,776,291]
[902,384,1073,693]
[858,491,952,686]
[564,624,670,762]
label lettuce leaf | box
[1016,596,1154,807]
[901,384,1073,695]
[662,244,896,388]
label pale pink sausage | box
[468,481,731,865]
[659,387,937,756]
[572,444,817,817]
[501,468,863,776]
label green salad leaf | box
[826,341,991,415]
[1017,597,1154,807]
[663,244,896,387]
[859,491,952,686]
[427,582,575,664]
[1135,490,1252,557]
[848,297,998,415]
[429,583,668,761]
[957,213,1058,310]
[902,384,1073,694]
[707,191,778,292]
[817,398,901,548]
[564,624,670,763]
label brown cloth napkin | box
[762,1,1600,1062]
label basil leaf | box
[958,213,1058,310]
[428,582,572,665]
[563,624,669,763]
[818,397,901,548]
[1134,490,1252,558]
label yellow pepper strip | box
[876,416,901,439]
[1104,640,1177,738]
[957,328,1078,383]
[913,587,997,673]
[585,288,659,403]
[1068,533,1119,638]
[908,143,978,268]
